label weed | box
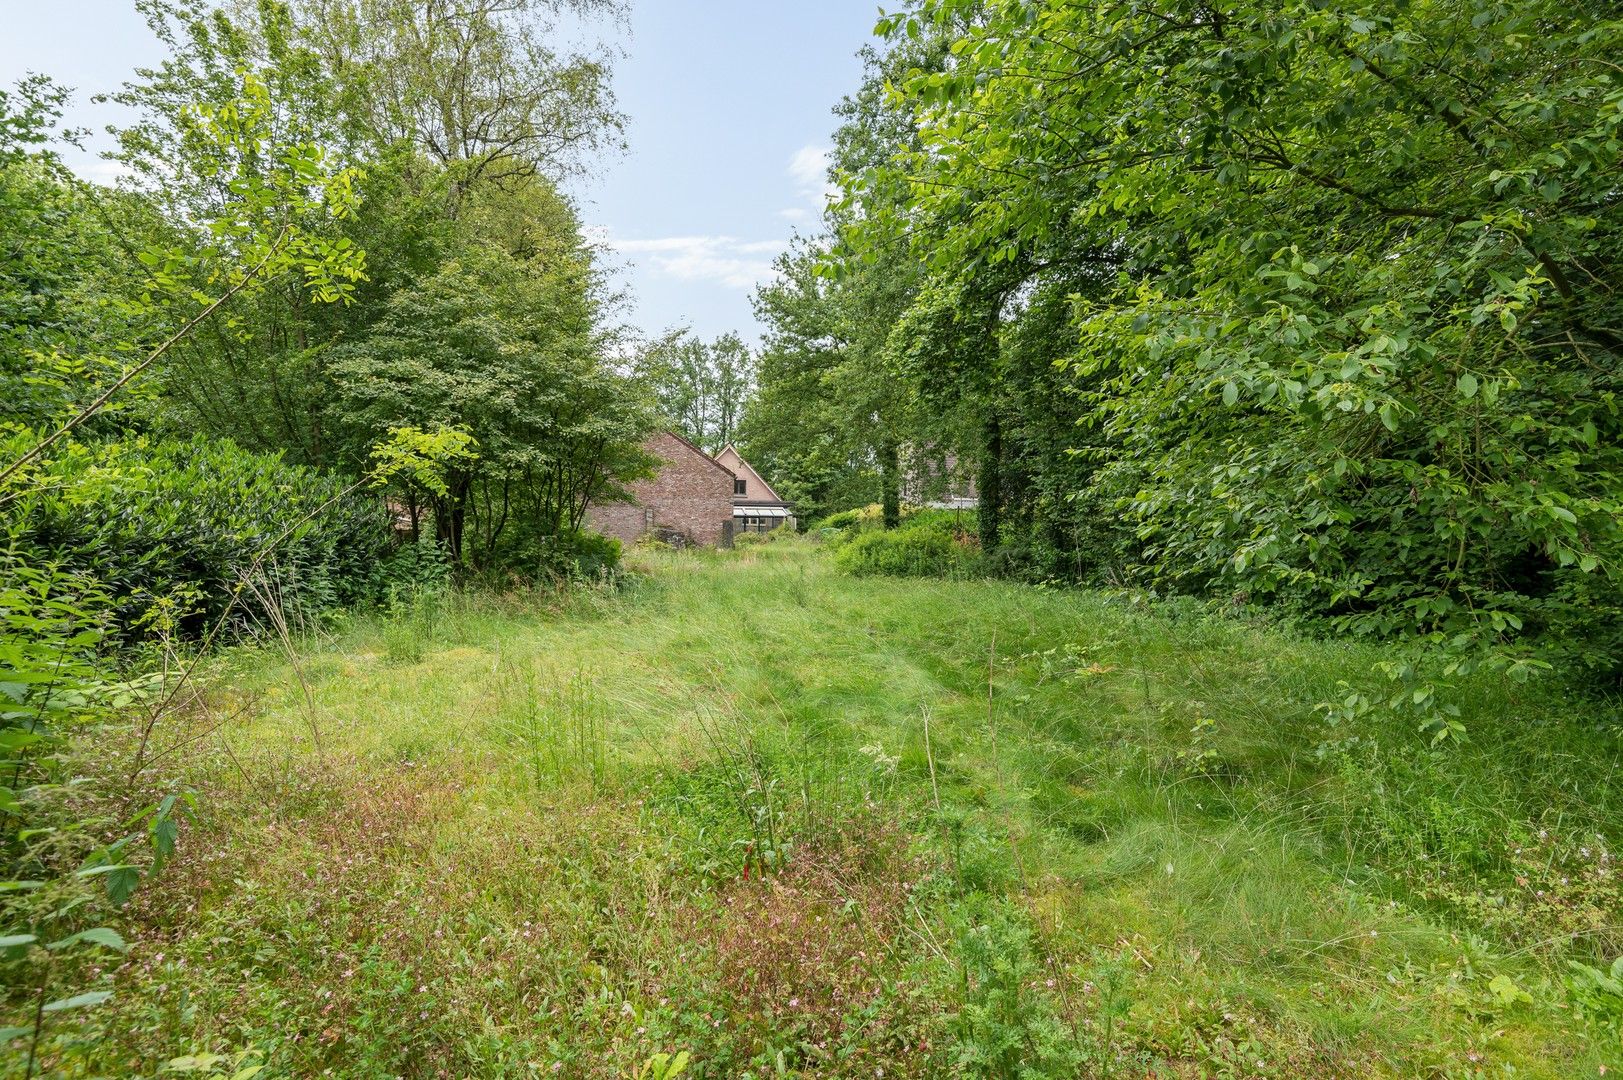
[943,896,1081,1078]
[493,662,609,789]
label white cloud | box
[605,235,782,291]
[788,143,834,198]
[780,142,839,226]
[71,157,133,188]
[596,142,839,295]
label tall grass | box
[493,661,609,789]
[58,538,1623,1078]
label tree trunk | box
[435,474,471,566]
[978,414,1002,552]
[879,437,901,530]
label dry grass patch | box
[665,814,944,1075]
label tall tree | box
[327,179,651,565]
[856,0,1623,671]
[638,330,755,454]
[746,43,946,528]
[287,0,624,202]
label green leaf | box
[41,991,112,1013]
[1456,373,1478,398]
[47,927,127,953]
[0,934,38,948]
[106,867,142,905]
[1222,381,1239,406]
[74,863,135,878]
[1488,973,1532,1007]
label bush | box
[549,529,622,581]
[478,522,623,584]
[3,434,394,638]
[814,506,873,535]
[817,505,974,544]
[832,514,983,579]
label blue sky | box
[0,1,881,345]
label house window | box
[734,478,747,495]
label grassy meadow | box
[58,539,1623,1077]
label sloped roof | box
[654,430,736,479]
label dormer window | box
[734,478,747,495]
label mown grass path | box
[91,543,1619,1078]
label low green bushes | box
[476,521,624,585]
[831,510,983,579]
[813,505,878,535]
[2,434,396,637]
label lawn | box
[72,539,1622,1077]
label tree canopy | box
[748,0,1623,683]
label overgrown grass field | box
[62,540,1623,1077]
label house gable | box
[661,430,738,481]
[715,445,784,504]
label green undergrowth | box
[27,540,1623,1077]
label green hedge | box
[4,434,396,638]
[476,523,624,585]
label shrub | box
[833,515,983,579]
[817,505,974,546]
[549,529,622,581]
[814,506,871,534]
[477,521,624,585]
[733,529,796,549]
[2,433,394,638]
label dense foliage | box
[829,508,982,579]
[750,1,1623,685]
[1,0,644,1067]
[108,0,653,572]
[4,0,1622,1071]
[4,434,393,637]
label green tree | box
[747,43,949,528]
[0,80,164,435]
[0,64,377,1072]
[289,0,625,200]
[637,329,754,454]
[853,0,1623,675]
[327,183,652,567]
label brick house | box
[585,431,735,548]
[584,433,794,548]
[715,444,796,534]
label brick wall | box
[585,432,736,548]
